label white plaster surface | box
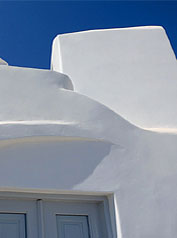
[51,26,177,129]
[0,58,8,65]
[0,26,177,238]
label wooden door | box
[0,214,26,238]
[56,215,90,238]
[43,200,102,238]
[0,199,38,238]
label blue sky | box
[0,1,176,69]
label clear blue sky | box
[0,1,176,69]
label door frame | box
[0,191,116,238]
[0,197,38,238]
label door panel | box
[0,199,38,238]
[0,214,26,238]
[43,201,101,238]
[57,215,89,238]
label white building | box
[0,26,176,238]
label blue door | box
[0,214,26,238]
[56,215,90,238]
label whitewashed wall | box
[0,26,177,238]
[51,26,177,129]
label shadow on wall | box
[0,138,113,189]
